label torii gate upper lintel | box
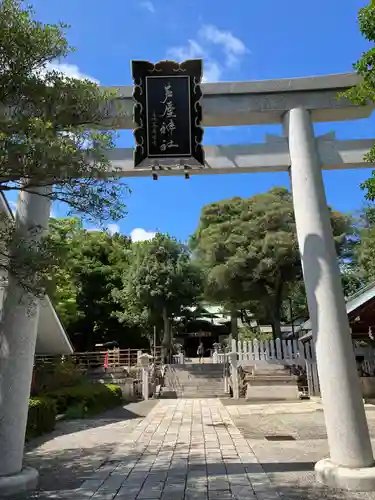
[101,72,374,130]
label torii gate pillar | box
[285,107,375,491]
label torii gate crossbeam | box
[101,72,373,129]
[108,137,374,177]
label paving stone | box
[79,478,104,495]
[113,486,139,500]
[160,492,185,500]
[91,490,118,500]
[88,470,114,481]
[208,491,233,499]
[185,493,208,500]
[137,490,163,499]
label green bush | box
[32,358,83,396]
[45,383,123,417]
[26,397,57,440]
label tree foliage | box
[46,217,81,326]
[342,0,375,198]
[0,0,126,220]
[47,226,203,352]
[192,187,354,338]
[0,0,127,293]
[114,233,203,358]
[46,219,150,351]
[352,206,375,282]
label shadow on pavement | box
[261,461,315,472]
[9,451,374,500]
[26,400,158,451]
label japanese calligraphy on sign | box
[146,77,184,156]
[132,59,204,169]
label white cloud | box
[140,0,155,13]
[40,62,99,83]
[166,24,248,83]
[199,25,248,68]
[130,228,156,242]
[202,61,222,83]
[107,223,120,235]
[167,39,205,61]
[168,39,222,82]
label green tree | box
[114,233,203,360]
[354,207,375,282]
[46,217,82,326]
[192,187,353,339]
[0,0,126,292]
[46,219,148,351]
[342,1,375,199]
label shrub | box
[32,358,83,396]
[26,397,57,440]
[45,383,123,417]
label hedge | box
[32,358,83,396]
[44,383,123,417]
[25,383,122,440]
[26,397,57,440]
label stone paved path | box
[73,399,276,500]
[16,399,375,500]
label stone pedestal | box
[286,108,375,490]
[0,467,39,497]
[315,459,375,491]
[139,353,152,401]
[0,186,51,496]
[229,352,239,399]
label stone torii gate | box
[1,72,375,495]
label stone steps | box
[176,394,228,399]
[165,364,226,398]
[179,386,224,391]
[242,364,299,401]
[245,375,298,386]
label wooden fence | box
[228,338,375,397]
[231,338,304,363]
[34,347,163,371]
[228,337,320,397]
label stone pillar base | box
[315,458,375,491]
[0,467,38,497]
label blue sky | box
[10,0,375,241]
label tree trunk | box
[161,306,170,363]
[270,307,282,341]
[266,281,283,342]
[265,294,282,341]
[231,310,239,340]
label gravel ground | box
[227,402,375,500]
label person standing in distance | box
[197,342,204,364]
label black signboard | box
[131,59,204,169]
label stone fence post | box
[139,353,151,401]
[224,357,230,394]
[229,351,239,399]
